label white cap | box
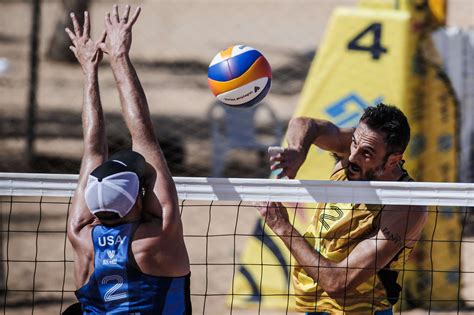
[84,150,146,218]
[85,170,140,218]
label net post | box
[25,0,41,168]
[0,198,4,293]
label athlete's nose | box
[348,147,362,165]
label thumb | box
[97,42,109,54]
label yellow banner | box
[293,7,413,180]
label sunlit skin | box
[345,122,404,181]
[66,5,190,291]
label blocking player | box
[66,5,191,314]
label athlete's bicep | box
[137,153,180,230]
[69,156,104,241]
[341,233,401,291]
[313,123,354,157]
[341,205,424,290]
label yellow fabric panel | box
[228,205,313,310]
[398,33,461,311]
[294,7,412,180]
[358,0,446,27]
[428,0,447,26]
[358,0,410,10]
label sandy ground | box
[1,0,474,314]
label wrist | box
[288,144,305,154]
[83,66,98,79]
[274,221,293,237]
[110,53,130,65]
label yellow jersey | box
[292,167,414,314]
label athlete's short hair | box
[359,103,410,155]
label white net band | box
[1,173,474,206]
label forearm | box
[82,69,107,156]
[287,117,352,156]
[277,223,346,295]
[286,117,318,154]
[110,54,178,223]
[110,54,156,142]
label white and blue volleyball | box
[207,45,272,107]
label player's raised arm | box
[99,4,179,231]
[270,117,354,178]
[66,11,107,241]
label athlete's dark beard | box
[345,155,388,181]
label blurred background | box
[0,0,470,179]
[0,1,474,314]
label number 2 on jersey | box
[319,205,344,230]
[102,275,128,302]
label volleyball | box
[207,45,272,107]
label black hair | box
[359,103,410,155]
[95,211,120,221]
[62,302,82,315]
[108,150,146,180]
[108,150,147,195]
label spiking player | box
[66,5,191,314]
[257,104,427,314]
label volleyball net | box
[1,173,473,314]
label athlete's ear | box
[386,153,403,169]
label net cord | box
[1,173,474,206]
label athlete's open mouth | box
[349,163,361,173]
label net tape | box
[1,173,474,206]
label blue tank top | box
[75,222,191,314]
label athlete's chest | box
[315,202,380,237]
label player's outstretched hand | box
[255,202,291,236]
[255,201,290,236]
[65,11,106,74]
[268,146,306,179]
[99,4,141,59]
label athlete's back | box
[76,222,190,314]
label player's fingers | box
[269,154,284,164]
[121,5,130,23]
[105,12,112,26]
[267,202,279,211]
[92,50,102,63]
[97,42,109,54]
[70,12,81,37]
[253,201,267,218]
[127,6,141,27]
[83,11,90,38]
[270,162,284,171]
[68,46,78,58]
[65,27,76,42]
[277,170,290,179]
[268,146,285,157]
[112,4,119,23]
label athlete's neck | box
[377,165,405,181]
[96,206,142,226]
